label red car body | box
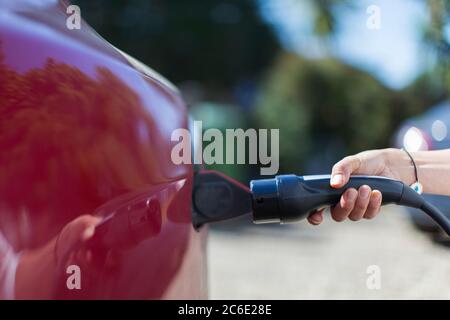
[0,0,207,299]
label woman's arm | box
[307,148,450,225]
[401,149,450,195]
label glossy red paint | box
[0,0,207,299]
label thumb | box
[57,215,101,257]
[330,155,361,188]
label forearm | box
[388,148,450,196]
[410,149,450,195]
[14,239,57,299]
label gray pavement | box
[207,206,450,299]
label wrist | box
[385,148,416,185]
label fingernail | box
[347,189,358,202]
[340,195,346,208]
[360,185,370,199]
[372,190,382,203]
[309,216,321,225]
[341,190,355,207]
[331,174,343,186]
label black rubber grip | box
[250,174,450,236]
[251,174,406,223]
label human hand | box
[307,148,413,225]
[54,215,102,265]
[15,215,101,299]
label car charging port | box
[192,170,253,229]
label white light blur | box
[431,120,447,142]
[403,127,428,151]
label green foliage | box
[71,0,449,175]
[255,52,430,172]
[72,0,279,99]
[424,0,449,62]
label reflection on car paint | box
[0,1,206,299]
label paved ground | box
[207,206,450,299]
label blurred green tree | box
[72,0,279,101]
[255,52,428,173]
[254,0,449,173]
[424,0,449,63]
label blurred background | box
[73,0,450,298]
